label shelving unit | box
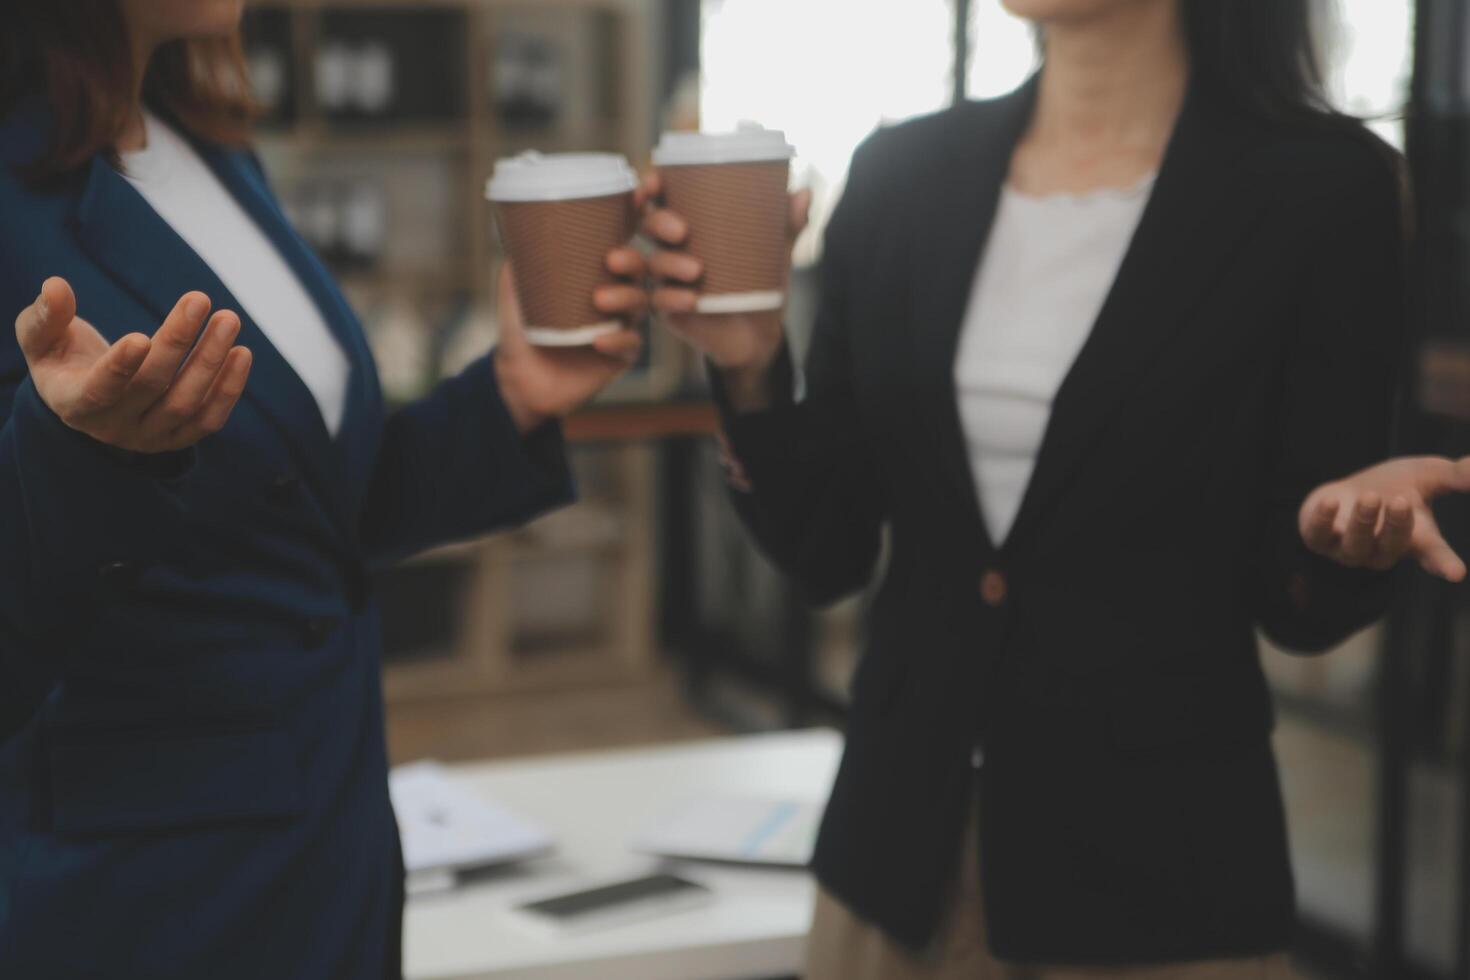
[241,1,676,702]
[382,444,657,701]
[244,0,683,405]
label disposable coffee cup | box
[652,128,796,314]
[487,152,638,346]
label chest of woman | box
[840,153,1321,560]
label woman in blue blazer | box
[0,3,648,977]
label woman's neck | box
[1011,2,1188,195]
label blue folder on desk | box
[632,796,823,868]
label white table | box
[403,729,844,980]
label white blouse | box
[954,175,1155,545]
[121,112,351,437]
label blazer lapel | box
[69,153,354,543]
[1002,90,1272,553]
[908,79,1038,562]
[195,144,385,503]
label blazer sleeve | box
[710,135,889,606]
[0,294,198,733]
[1254,149,1406,653]
[357,353,575,566]
[231,145,576,565]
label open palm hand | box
[16,277,252,453]
[1300,456,1470,582]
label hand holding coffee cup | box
[488,152,642,347]
[493,258,646,435]
[643,129,809,412]
[487,152,648,432]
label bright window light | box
[700,0,957,263]
[966,0,1038,99]
[1322,0,1414,148]
[698,0,1414,261]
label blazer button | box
[267,473,301,505]
[979,570,1008,608]
[98,560,141,589]
[303,615,341,648]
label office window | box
[1322,0,1415,147]
[700,0,957,263]
[698,0,1414,256]
[963,0,1414,145]
[965,0,1038,100]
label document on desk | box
[632,796,823,868]
[390,761,555,881]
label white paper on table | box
[389,761,555,875]
[631,796,823,868]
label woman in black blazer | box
[646,0,1467,976]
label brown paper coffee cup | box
[487,153,638,346]
[654,130,797,314]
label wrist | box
[712,324,784,413]
[719,359,777,414]
[493,353,548,435]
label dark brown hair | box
[0,2,256,182]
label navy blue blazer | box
[0,101,574,979]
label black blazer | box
[715,80,1404,963]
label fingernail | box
[187,295,210,322]
[36,292,48,320]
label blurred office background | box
[238,1,1470,977]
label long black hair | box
[1180,0,1342,124]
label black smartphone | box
[514,873,713,935]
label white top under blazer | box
[955,174,1155,545]
[122,112,351,437]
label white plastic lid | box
[486,152,638,203]
[653,127,796,167]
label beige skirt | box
[804,799,1301,980]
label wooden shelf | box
[401,537,488,568]
[384,642,647,702]
[565,400,719,443]
[381,442,658,703]
[507,499,629,555]
[261,124,474,155]
[334,260,480,293]
[479,120,633,157]
[248,0,671,704]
